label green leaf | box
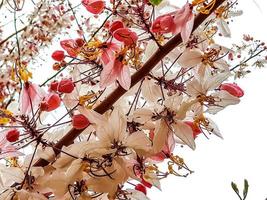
[231,182,239,194]
[243,179,249,199]
[149,0,163,6]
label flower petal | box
[172,120,195,150]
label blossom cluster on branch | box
[0,0,266,199]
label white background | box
[149,0,267,199]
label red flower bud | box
[6,129,20,142]
[72,114,90,129]
[184,121,202,138]
[109,20,124,34]
[219,83,244,98]
[135,184,147,195]
[51,50,65,62]
[45,93,61,112]
[49,81,59,91]
[57,79,75,93]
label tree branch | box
[34,0,226,167]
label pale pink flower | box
[151,3,194,43]
[20,82,46,114]
[99,42,120,65]
[173,3,195,42]
[100,54,131,90]
[60,38,84,57]
[187,70,240,115]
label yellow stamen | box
[194,0,217,15]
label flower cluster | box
[0,0,266,200]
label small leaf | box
[149,0,163,6]
[231,181,239,194]
[243,179,249,199]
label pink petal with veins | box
[60,39,79,57]
[173,3,194,43]
[113,28,138,46]
[20,83,45,114]
[82,0,105,14]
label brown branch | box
[34,0,226,167]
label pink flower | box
[173,3,195,42]
[151,14,175,34]
[99,42,120,65]
[113,28,138,46]
[151,3,194,43]
[20,82,45,114]
[219,83,244,98]
[82,0,105,14]
[149,130,175,162]
[60,39,83,57]
[100,54,131,90]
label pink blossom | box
[82,0,105,14]
[100,42,120,65]
[149,130,175,162]
[20,82,45,114]
[151,3,194,43]
[173,3,195,42]
[100,55,131,90]
[60,39,83,57]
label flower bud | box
[219,83,244,98]
[6,129,20,142]
[109,20,124,34]
[51,50,65,62]
[46,93,61,111]
[49,80,59,91]
[72,114,90,129]
[58,79,75,93]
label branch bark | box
[34,0,226,167]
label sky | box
[149,0,267,199]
